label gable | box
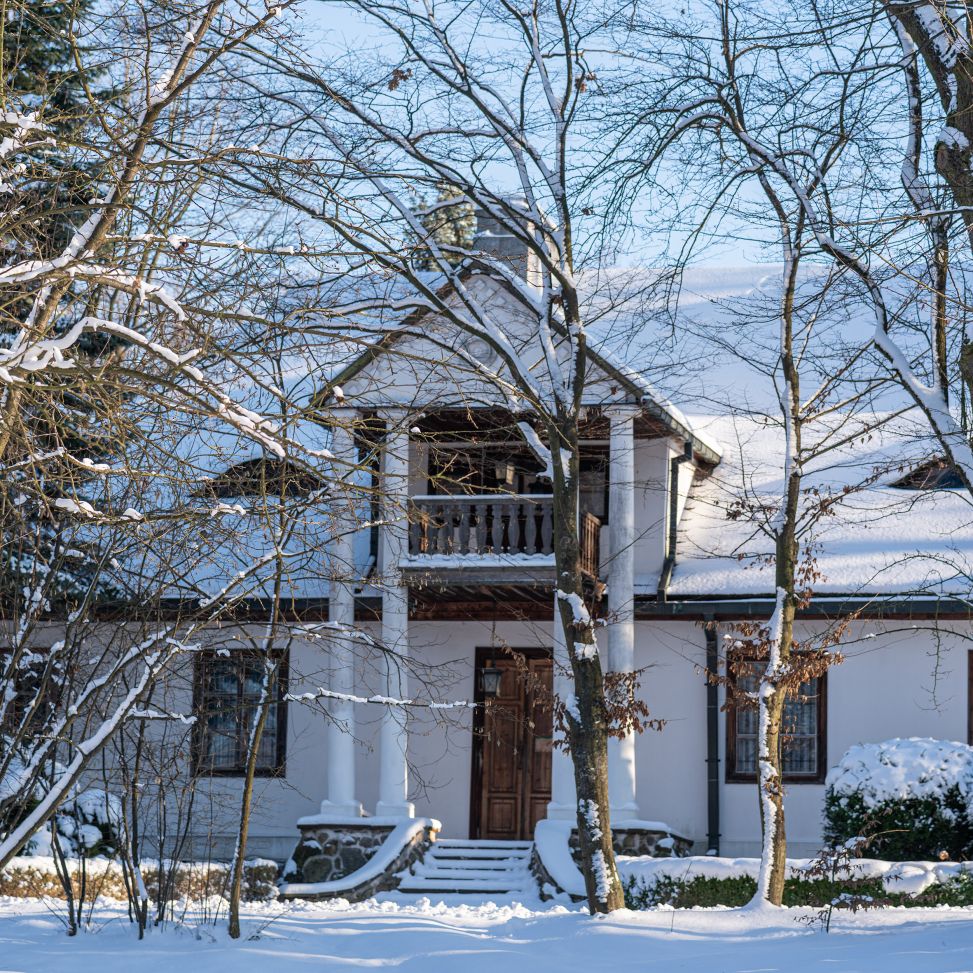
[318,273,721,465]
[329,274,639,411]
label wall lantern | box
[479,663,503,699]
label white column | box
[376,412,415,818]
[320,416,363,819]
[547,596,577,820]
[606,405,640,820]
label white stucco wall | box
[125,614,970,863]
[631,438,669,586]
[717,619,970,856]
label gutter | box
[637,394,721,467]
[657,439,694,602]
[704,620,721,856]
[635,594,973,621]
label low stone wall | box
[279,817,439,902]
[533,820,692,901]
[568,825,692,862]
[530,844,573,901]
[284,822,395,885]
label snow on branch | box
[557,589,591,627]
[517,420,554,478]
[285,687,475,709]
[130,708,197,724]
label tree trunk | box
[753,243,802,908]
[550,413,624,914]
[227,654,278,940]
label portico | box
[314,403,652,831]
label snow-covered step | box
[420,857,528,871]
[423,846,531,860]
[397,838,537,894]
[411,864,530,883]
[426,848,530,862]
[434,838,532,849]
[396,876,530,893]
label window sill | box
[196,768,286,779]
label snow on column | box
[376,411,415,818]
[606,405,639,820]
[547,593,576,820]
[320,414,363,818]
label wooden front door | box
[471,648,553,841]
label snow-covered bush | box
[4,780,122,860]
[0,856,279,901]
[57,790,123,858]
[824,738,973,861]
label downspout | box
[704,618,721,856]
[656,439,694,602]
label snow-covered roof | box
[104,262,971,606]
[308,267,728,462]
[665,412,973,599]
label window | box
[195,458,327,499]
[194,653,287,776]
[726,659,826,784]
[891,458,965,491]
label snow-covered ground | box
[1,894,972,972]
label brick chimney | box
[472,203,543,285]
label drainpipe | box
[704,619,721,856]
[656,439,694,602]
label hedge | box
[622,870,973,910]
[0,857,279,902]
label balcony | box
[403,494,601,586]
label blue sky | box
[293,1,778,269]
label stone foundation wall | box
[563,826,691,879]
[284,823,395,885]
[280,819,438,902]
[530,845,579,902]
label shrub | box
[621,872,973,910]
[0,857,279,901]
[12,789,123,859]
[823,738,973,861]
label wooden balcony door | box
[470,648,553,841]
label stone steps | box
[397,838,536,894]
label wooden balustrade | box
[408,495,602,577]
[580,511,601,579]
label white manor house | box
[130,222,973,899]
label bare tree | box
[215,0,643,911]
[602,0,912,904]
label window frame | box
[725,655,828,785]
[192,650,289,778]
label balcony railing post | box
[458,503,471,554]
[408,495,559,561]
[436,504,449,554]
[409,509,422,556]
[524,498,537,551]
[490,501,503,553]
[474,501,487,554]
[540,503,553,554]
[508,500,521,553]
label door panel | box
[526,658,553,837]
[474,651,553,840]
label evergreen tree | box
[413,182,475,270]
[1,0,119,609]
